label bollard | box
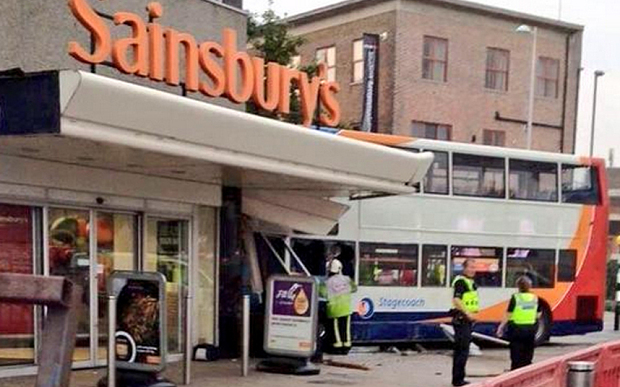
[184,293,193,385]
[615,269,620,331]
[242,294,250,377]
[108,295,117,387]
[567,361,594,387]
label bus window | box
[509,159,558,202]
[291,239,356,278]
[506,248,555,288]
[453,154,505,198]
[451,246,502,287]
[423,151,449,195]
[558,249,577,282]
[359,243,418,287]
[422,245,447,287]
[561,165,600,205]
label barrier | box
[0,273,82,387]
[471,341,620,387]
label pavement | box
[4,313,619,387]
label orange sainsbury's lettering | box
[68,0,111,63]
[112,12,149,76]
[198,42,226,97]
[66,0,341,127]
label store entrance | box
[48,208,139,367]
[0,205,193,373]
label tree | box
[247,4,354,129]
[247,4,313,125]
[247,4,304,66]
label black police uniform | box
[506,294,540,370]
[451,278,477,387]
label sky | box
[244,0,619,163]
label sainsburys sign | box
[67,0,341,127]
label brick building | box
[287,0,584,153]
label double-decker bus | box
[285,131,609,345]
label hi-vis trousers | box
[327,315,351,354]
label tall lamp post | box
[516,24,538,150]
[589,70,605,158]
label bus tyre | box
[535,303,552,345]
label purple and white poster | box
[264,276,318,357]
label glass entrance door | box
[48,209,139,366]
[48,208,92,364]
[96,212,138,364]
[145,218,189,357]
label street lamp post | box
[589,70,605,158]
[516,24,538,150]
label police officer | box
[496,276,540,370]
[451,259,479,387]
[319,259,357,354]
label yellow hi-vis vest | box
[452,275,479,313]
[510,292,538,325]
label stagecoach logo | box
[357,297,375,320]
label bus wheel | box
[535,303,552,345]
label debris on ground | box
[322,359,371,371]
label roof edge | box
[285,0,583,32]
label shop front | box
[0,0,435,377]
[0,68,432,378]
[0,204,207,371]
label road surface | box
[4,313,618,387]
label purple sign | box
[272,280,313,318]
[264,276,318,357]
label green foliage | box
[246,4,306,123]
[246,5,355,129]
[247,7,305,66]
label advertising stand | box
[98,271,175,387]
[257,275,320,375]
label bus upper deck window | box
[453,154,505,198]
[509,159,558,202]
[423,151,449,195]
[561,165,600,205]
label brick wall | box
[294,11,397,131]
[393,2,580,152]
[290,0,582,153]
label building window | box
[509,159,558,202]
[506,248,555,289]
[422,36,448,82]
[352,39,364,83]
[485,48,509,91]
[359,243,418,287]
[289,55,301,69]
[453,153,506,198]
[483,129,506,146]
[411,121,451,140]
[424,151,449,195]
[536,57,560,98]
[451,246,503,287]
[422,245,448,287]
[316,46,336,82]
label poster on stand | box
[264,275,319,358]
[108,271,167,372]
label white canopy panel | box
[58,71,433,195]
